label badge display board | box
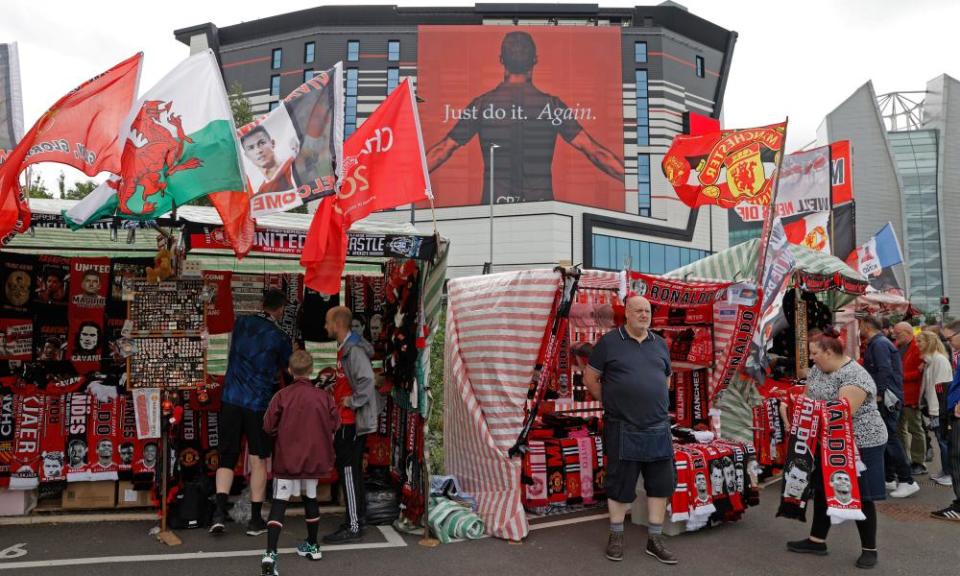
[126,279,207,390]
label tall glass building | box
[888,130,943,311]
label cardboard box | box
[116,481,154,508]
[62,481,116,509]
[0,488,38,516]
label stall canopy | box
[665,238,868,305]
[665,239,868,445]
[10,199,447,410]
[444,268,621,541]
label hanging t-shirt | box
[0,254,35,317]
[202,271,234,335]
[66,258,110,375]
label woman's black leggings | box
[809,480,877,549]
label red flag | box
[209,189,255,258]
[302,79,432,294]
[661,122,786,209]
[0,53,142,245]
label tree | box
[65,181,98,200]
[26,173,52,199]
[229,82,254,127]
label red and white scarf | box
[778,397,864,523]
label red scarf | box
[821,399,865,523]
[778,397,864,523]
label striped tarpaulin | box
[444,268,619,540]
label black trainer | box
[930,505,960,522]
[856,550,878,569]
[246,516,268,537]
[322,526,363,544]
[209,509,226,535]
[787,539,828,556]
[605,531,623,562]
[645,536,678,565]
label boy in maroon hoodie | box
[260,350,339,576]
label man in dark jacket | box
[260,349,339,575]
[860,316,918,497]
[324,305,378,543]
[211,289,294,536]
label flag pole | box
[755,118,789,285]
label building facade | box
[175,3,737,278]
[805,75,960,313]
[0,42,24,154]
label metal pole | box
[488,143,499,272]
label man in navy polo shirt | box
[585,294,676,565]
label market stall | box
[444,267,763,540]
[0,198,446,528]
[664,238,868,450]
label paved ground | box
[1,477,958,575]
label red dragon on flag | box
[662,122,787,209]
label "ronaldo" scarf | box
[777,397,863,523]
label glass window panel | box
[272,48,282,69]
[387,67,400,94]
[270,75,280,96]
[304,42,315,64]
[347,41,359,61]
[303,69,314,83]
[388,40,400,62]
[595,235,611,269]
[665,246,680,272]
[631,241,641,272]
[641,242,650,272]
[695,55,705,78]
[650,243,665,274]
[635,41,647,63]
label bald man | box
[893,322,927,476]
[584,295,677,565]
[323,306,377,543]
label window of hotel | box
[592,234,710,273]
[270,75,280,97]
[304,42,315,64]
[637,154,651,217]
[636,69,649,146]
[388,40,400,62]
[269,102,278,112]
[347,40,360,62]
[387,68,400,95]
[303,69,314,83]
[634,41,647,63]
[345,67,359,135]
[696,55,705,78]
[271,48,282,70]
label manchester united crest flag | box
[662,122,787,209]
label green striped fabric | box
[666,238,865,308]
[428,496,485,544]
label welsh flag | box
[0,53,142,244]
[65,50,245,226]
[783,211,831,254]
[302,79,432,294]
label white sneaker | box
[884,481,898,491]
[890,481,920,498]
[932,474,954,487]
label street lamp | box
[488,143,500,273]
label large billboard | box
[418,26,625,210]
[0,43,24,156]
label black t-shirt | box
[588,327,671,429]
[446,80,583,204]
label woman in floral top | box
[786,328,888,570]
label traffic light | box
[941,296,950,314]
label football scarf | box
[86,396,119,481]
[66,258,110,374]
[118,395,137,478]
[523,440,548,510]
[821,399,865,524]
[201,409,220,477]
[202,271,234,335]
[33,255,70,308]
[672,370,692,428]
[0,318,32,361]
[0,392,12,488]
[691,368,709,425]
[675,444,715,531]
[9,394,43,489]
[777,396,819,520]
[777,397,862,523]
[384,260,420,391]
[176,405,203,481]
[65,392,92,482]
[561,438,581,504]
[576,435,596,504]
[41,394,66,483]
[671,448,693,522]
[0,253,35,316]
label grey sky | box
[2,0,957,188]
